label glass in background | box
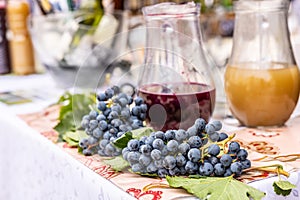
[224,0,300,127]
[29,0,143,91]
[289,0,300,67]
[29,9,131,89]
[199,1,234,120]
[289,0,300,119]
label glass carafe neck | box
[142,2,203,55]
[139,2,213,86]
[229,0,296,68]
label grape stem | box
[244,164,289,177]
[106,99,114,108]
[87,142,99,150]
[88,105,94,112]
[216,133,236,154]
[276,167,282,181]
[142,182,170,192]
[200,133,236,160]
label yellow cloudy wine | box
[224,63,300,127]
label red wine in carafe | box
[138,82,215,131]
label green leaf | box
[113,132,133,149]
[62,134,79,147]
[167,176,266,200]
[61,130,89,147]
[54,92,95,141]
[129,170,159,177]
[54,112,75,141]
[273,180,296,196]
[65,131,80,141]
[66,130,88,142]
[103,156,130,172]
[77,130,89,141]
[78,147,83,154]
[188,174,206,179]
[131,127,154,139]
[71,93,96,126]
[57,92,72,120]
[113,127,154,149]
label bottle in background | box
[7,0,35,75]
[0,1,11,74]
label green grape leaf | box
[65,131,81,142]
[78,147,83,154]
[131,127,154,139]
[68,130,88,142]
[71,93,96,126]
[57,92,73,120]
[55,112,76,141]
[273,180,296,196]
[167,176,266,200]
[62,134,78,147]
[54,92,95,142]
[62,130,88,147]
[77,130,89,140]
[103,156,129,172]
[113,127,154,149]
[113,132,133,149]
[129,170,159,177]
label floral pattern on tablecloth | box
[18,106,300,200]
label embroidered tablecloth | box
[14,105,300,200]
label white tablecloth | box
[0,74,134,200]
[0,109,135,200]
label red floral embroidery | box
[234,139,279,155]
[127,188,163,200]
[41,130,58,142]
[239,171,270,183]
[92,165,119,179]
[248,130,281,137]
[83,158,94,167]
[62,143,72,148]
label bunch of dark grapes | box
[78,86,250,178]
[122,119,251,178]
[79,86,147,156]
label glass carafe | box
[137,2,216,131]
[224,0,300,127]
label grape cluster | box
[122,119,251,177]
[79,86,147,156]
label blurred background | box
[0,0,299,90]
